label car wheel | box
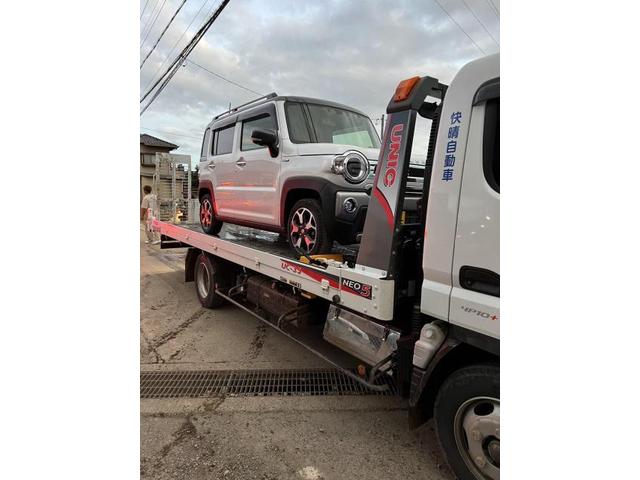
[434,364,500,480]
[287,198,332,256]
[194,253,228,308]
[200,193,222,235]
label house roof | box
[140,133,178,150]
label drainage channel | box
[141,368,397,398]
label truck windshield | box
[290,102,381,149]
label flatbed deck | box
[168,223,361,261]
[153,220,396,321]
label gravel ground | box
[140,235,454,480]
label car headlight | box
[331,150,370,184]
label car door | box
[210,122,238,218]
[199,127,212,188]
[230,106,281,226]
[449,86,500,340]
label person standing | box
[140,185,159,244]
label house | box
[140,133,178,199]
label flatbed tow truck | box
[153,53,500,480]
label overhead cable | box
[185,59,264,96]
[433,0,486,55]
[462,0,499,46]
[142,0,212,89]
[140,0,232,115]
[141,0,169,50]
[141,0,189,69]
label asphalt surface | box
[140,234,454,480]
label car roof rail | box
[214,92,278,120]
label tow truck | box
[153,53,500,480]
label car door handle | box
[236,158,247,167]
[207,162,215,170]
[459,266,500,297]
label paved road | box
[140,237,454,480]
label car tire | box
[194,253,228,308]
[434,364,500,480]
[200,193,223,235]
[287,198,333,256]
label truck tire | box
[286,198,333,256]
[434,364,500,480]
[200,193,223,235]
[194,253,228,308]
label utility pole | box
[380,114,385,138]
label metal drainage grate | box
[140,368,397,398]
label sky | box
[139,0,499,166]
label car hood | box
[294,143,380,161]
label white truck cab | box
[421,53,500,342]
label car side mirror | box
[251,128,279,157]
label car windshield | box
[306,103,381,149]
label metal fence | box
[152,153,199,224]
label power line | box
[433,0,486,55]
[140,0,152,20]
[141,0,211,89]
[486,0,500,17]
[462,0,499,47]
[141,0,228,105]
[140,0,233,115]
[185,59,264,96]
[140,0,161,38]
[141,0,188,69]
[140,0,168,50]
[141,127,202,140]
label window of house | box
[141,154,155,166]
[213,125,235,155]
[483,97,499,192]
[241,114,277,151]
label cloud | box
[140,0,499,162]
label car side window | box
[241,114,277,151]
[200,128,210,157]
[284,102,312,143]
[483,97,499,192]
[213,125,235,155]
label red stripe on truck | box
[373,187,394,229]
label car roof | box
[208,96,370,129]
[273,96,369,117]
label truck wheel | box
[194,253,227,308]
[287,199,332,256]
[200,193,223,235]
[434,364,500,480]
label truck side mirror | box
[251,128,279,158]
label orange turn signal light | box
[393,76,421,102]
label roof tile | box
[140,133,178,150]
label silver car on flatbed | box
[198,93,424,255]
